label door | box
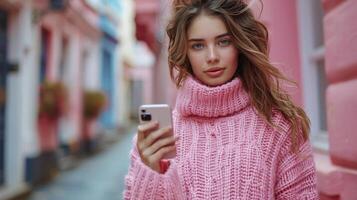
[100,50,114,128]
[39,27,51,84]
[0,8,8,185]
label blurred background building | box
[0,0,356,199]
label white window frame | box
[297,0,328,151]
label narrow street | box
[27,126,137,200]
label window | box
[297,0,328,150]
[59,36,69,82]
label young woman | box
[124,0,318,199]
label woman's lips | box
[205,67,225,78]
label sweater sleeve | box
[123,135,184,200]
[275,138,319,200]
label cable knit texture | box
[123,76,318,199]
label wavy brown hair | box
[166,0,310,152]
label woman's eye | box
[191,43,204,50]
[218,39,231,46]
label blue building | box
[98,0,122,129]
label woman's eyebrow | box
[188,38,204,42]
[215,33,231,39]
[188,33,231,42]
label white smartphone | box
[138,104,176,159]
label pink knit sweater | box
[123,77,318,199]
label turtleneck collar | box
[174,76,251,118]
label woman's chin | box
[202,78,228,87]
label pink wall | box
[319,0,357,198]
[258,0,303,106]
[324,0,357,169]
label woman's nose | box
[206,45,219,64]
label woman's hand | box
[136,121,177,173]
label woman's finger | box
[137,121,159,142]
[144,126,172,147]
[143,135,178,157]
[147,145,176,165]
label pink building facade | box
[38,0,101,152]
[32,0,102,184]
[319,0,357,199]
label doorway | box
[0,8,8,185]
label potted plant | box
[82,90,107,154]
[38,81,68,120]
[36,81,68,183]
[83,90,107,120]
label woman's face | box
[186,13,239,87]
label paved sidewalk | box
[27,126,136,200]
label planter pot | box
[38,115,59,152]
